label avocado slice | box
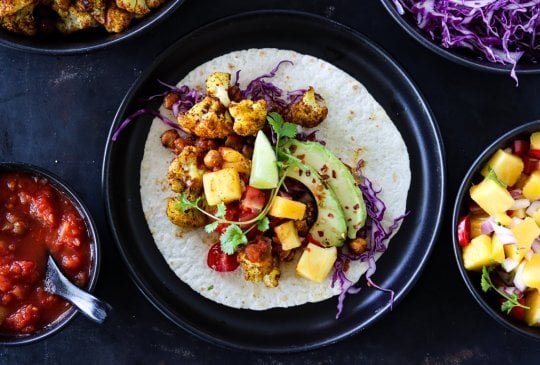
[280,153,347,247]
[283,140,366,239]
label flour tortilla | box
[139,49,410,310]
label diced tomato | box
[216,223,229,235]
[457,216,471,247]
[224,203,239,221]
[529,149,540,159]
[238,208,259,222]
[244,238,271,263]
[499,297,526,321]
[207,243,239,272]
[513,140,529,157]
[523,156,540,174]
[240,186,266,212]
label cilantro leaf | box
[204,220,219,233]
[501,296,518,314]
[215,202,226,219]
[267,112,297,139]
[257,217,270,232]
[481,266,492,292]
[176,193,201,213]
[486,167,506,187]
[220,224,248,255]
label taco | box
[139,48,410,311]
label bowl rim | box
[0,0,185,55]
[0,162,101,345]
[452,120,540,341]
[379,0,540,75]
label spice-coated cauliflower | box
[237,240,280,288]
[177,96,234,139]
[56,5,99,33]
[206,72,231,107]
[0,3,36,35]
[167,146,206,195]
[288,86,328,128]
[0,0,35,17]
[166,196,207,228]
[229,99,267,137]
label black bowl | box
[0,0,184,54]
[379,0,540,75]
[452,120,540,341]
[0,162,101,345]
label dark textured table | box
[1,0,540,363]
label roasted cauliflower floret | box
[0,3,36,35]
[51,0,70,17]
[75,0,106,24]
[229,99,267,137]
[115,0,150,15]
[178,96,234,139]
[146,0,166,8]
[288,87,328,128]
[0,0,35,17]
[167,146,206,195]
[166,197,207,228]
[56,5,99,34]
[206,72,231,107]
[104,1,132,32]
[237,239,280,288]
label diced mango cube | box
[470,178,514,216]
[532,209,540,226]
[203,168,242,206]
[525,289,540,326]
[296,243,337,283]
[511,208,526,219]
[462,234,495,271]
[494,213,512,227]
[505,217,540,262]
[491,234,506,264]
[219,147,251,174]
[523,254,540,289]
[481,149,524,186]
[531,132,540,150]
[523,171,540,201]
[268,196,306,220]
[274,221,302,250]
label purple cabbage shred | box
[392,0,540,84]
[331,161,409,319]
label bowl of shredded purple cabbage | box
[381,0,540,83]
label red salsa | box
[0,172,91,335]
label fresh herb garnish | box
[481,266,529,314]
[220,224,248,255]
[257,217,270,232]
[486,167,506,187]
[267,112,297,154]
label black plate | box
[0,0,184,54]
[102,10,445,353]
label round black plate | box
[102,10,445,353]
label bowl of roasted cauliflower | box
[0,0,184,53]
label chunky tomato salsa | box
[0,172,91,335]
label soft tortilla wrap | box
[139,48,410,309]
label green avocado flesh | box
[280,153,347,247]
[283,140,366,239]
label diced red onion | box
[532,238,540,253]
[525,249,534,261]
[502,258,519,272]
[510,217,523,228]
[513,262,526,292]
[500,285,522,297]
[510,189,523,198]
[526,200,540,216]
[492,224,517,245]
[480,218,495,235]
[511,198,530,210]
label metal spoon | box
[44,255,111,323]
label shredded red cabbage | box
[331,161,409,319]
[112,108,183,141]
[392,0,540,83]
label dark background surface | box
[1,0,539,363]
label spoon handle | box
[59,278,111,323]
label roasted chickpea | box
[173,137,193,153]
[163,92,180,110]
[348,237,368,254]
[228,85,242,102]
[195,138,219,152]
[204,150,223,169]
[160,129,179,149]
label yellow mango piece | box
[494,213,512,227]
[524,289,540,326]
[462,234,494,271]
[511,208,526,219]
[523,171,540,201]
[505,217,540,262]
[202,168,242,206]
[481,149,524,186]
[523,254,540,289]
[491,234,506,264]
[218,147,251,174]
[268,196,306,220]
[470,178,514,216]
[532,209,540,226]
[296,243,337,283]
[470,216,489,238]
[274,221,302,250]
[531,132,540,150]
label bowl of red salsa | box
[453,120,540,340]
[0,163,100,345]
